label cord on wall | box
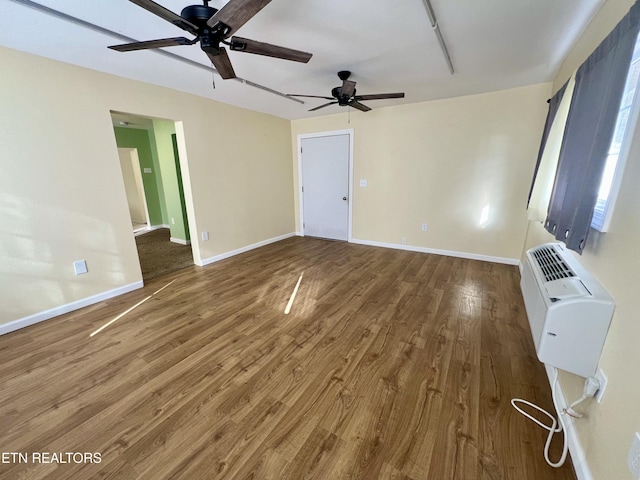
[420,0,454,74]
[511,366,599,468]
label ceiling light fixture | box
[420,0,454,74]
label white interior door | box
[118,148,149,226]
[301,134,350,240]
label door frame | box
[111,112,198,269]
[297,129,354,241]
[118,147,151,231]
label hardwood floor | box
[0,237,576,479]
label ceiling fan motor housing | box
[180,5,218,27]
[332,86,356,105]
[199,35,221,55]
[180,4,232,56]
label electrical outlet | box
[401,237,407,245]
[628,432,640,479]
[594,368,608,403]
[73,260,88,275]
[201,231,209,241]
[421,223,428,232]
[359,179,368,187]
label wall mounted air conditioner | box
[520,243,615,378]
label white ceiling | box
[1,0,604,120]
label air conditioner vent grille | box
[532,245,576,282]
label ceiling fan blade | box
[348,100,372,112]
[108,37,195,52]
[309,102,338,112]
[287,94,335,100]
[341,80,356,98]
[128,0,199,35]
[355,93,405,101]
[206,0,273,37]
[230,37,312,63]
[206,48,236,79]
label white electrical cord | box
[511,367,600,468]
[511,366,569,468]
[512,367,600,468]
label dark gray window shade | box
[545,0,640,253]
[527,80,569,208]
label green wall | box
[150,119,189,242]
[172,134,190,242]
[113,127,165,226]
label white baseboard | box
[147,224,170,231]
[198,233,296,267]
[544,364,592,480]
[0,281,144,336]
[134,224,170,236]
[350,238,519,265]
[170,237,191,245]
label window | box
[591,30,640,231]
[537,1,640,254]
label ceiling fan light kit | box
[109,0,313,80]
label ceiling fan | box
[108,0,312,80]
[287,71,405,112]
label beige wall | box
[0,46,294,327]
[292,83,551,261]
[523,0,640,478]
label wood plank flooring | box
[0,237,576,479]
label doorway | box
[112,111,195,281]
[298,130,353,241]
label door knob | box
[343,196,347,201]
